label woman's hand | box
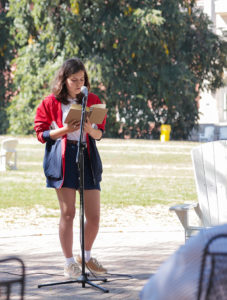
[84,118,102,140]
[84,118,93,135]
[49,120,80,140]
[65,120,80,133]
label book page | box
[71,104,82,110]
[65,104,90,123]
[89,107,108,124]
[90,103,106,109]
[64,108,82,123]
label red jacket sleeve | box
[34,97,52,143]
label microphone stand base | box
[38,272,109,293]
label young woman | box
[34,57,107,279]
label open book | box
[64,103,108,124]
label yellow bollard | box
[160,124,171,142]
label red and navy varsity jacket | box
[34,93,106,188]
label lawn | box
[0,136,199,210]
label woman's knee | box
[86,214,100,227]
[61,208,76,222]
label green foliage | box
[7,0,81,134]
[3,0,227,138]
[75,0,227,139]
[0,0,15,133]
[7,49,64,134]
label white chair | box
[0,138,18,171]
[170,140,227,240]
[199,125,215,142]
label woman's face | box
[65,70,85,98]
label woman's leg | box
[56,187,76,258]
[77,189,107,273]
[84,189,100,251]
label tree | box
[76,0,227,139]
[5,0,227,139]
[0,0,15,134]
[6,0,82,134]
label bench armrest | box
[169,203,203,237]
[169,203,198,211]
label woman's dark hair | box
[52,57,90,104]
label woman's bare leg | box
[56,187,76,258]
[84,189,100,251]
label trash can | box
[160,124,171,142]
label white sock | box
[84,251,91,263]
[65,257,75,266]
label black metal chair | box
[197,234,227,300]
[0,257,25,300]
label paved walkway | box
[0,226,183,299]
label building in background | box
[193,0,227,141]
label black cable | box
[103,278,132,282]
[106,272,134,278]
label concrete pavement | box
[0,226,183,299]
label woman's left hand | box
[84,117,93,135]
[84,117,102,140]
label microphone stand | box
[38,91,109,293]
[75,91,109,292]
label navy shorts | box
[62,143,100,190]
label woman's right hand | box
[49,120,80,140]
[65,120,80,133]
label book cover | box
[65,103,108,124]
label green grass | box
[0,136,198,209]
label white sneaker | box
[64,262,81,279]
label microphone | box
[81,86,88,97]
